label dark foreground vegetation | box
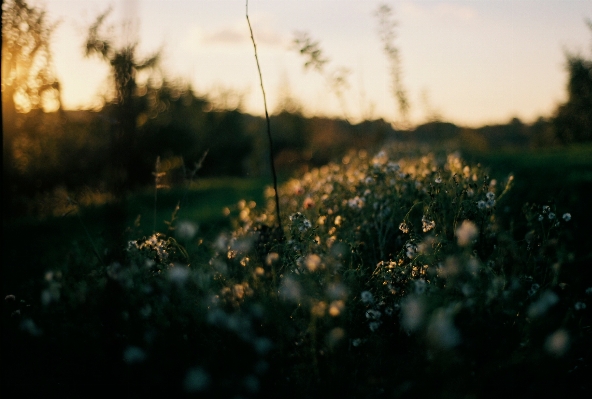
[3,146,592,398]
[3,1,592,397]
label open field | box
[3,144,592,398]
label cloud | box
[435,3,476,21]
[401,1,477,22]
[185,18,289,47]
[205,26,284,47]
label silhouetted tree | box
[2,0,61,213]
[85,8,160,189]
[553,21,592,143]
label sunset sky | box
[42,0,591,127]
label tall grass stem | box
[246,0,283,236]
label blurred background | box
[2,0,591,222]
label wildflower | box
[527,290,559,318]
[329,300,345,317]
[538,214,544,222]
[548,212,556,220]
[545,329,570,357]
[528,283,540,296]
[401,296,424,332]
[303,197,315,209]
[168,265,190,285]
[421,216,435,232]
[406,242,417,259]
[176,221,198,241]
[279,277,301,302]
[300,218,312,232]
[456,220,479,247]
[435,176,442,184]
[399,222,409,234]
[574,302,587,311]
[542,205,550,214]
[426,308,461,349]
[352,338,362,347]
[266,252,279,266]
[348,196,365,209]
[414,279,427,294]
[386,162,400,172]
[477,201,486,210]
[563,213,571,222]
[486,192,495,201]
[305,254,322,272]
[360,291,374,304]
[369,321,381,332]
[366,310,382,322]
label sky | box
[40,0,591,127]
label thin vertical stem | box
[246,0,283,236]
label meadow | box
[3,1,592,396]
[3,144,591,398]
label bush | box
[3,150,590,398]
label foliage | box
[553,20,592,143]
[1,0,61,114]
[85,7,161,190]
[375,4,410,128]
[4,150,590,398]
[2,0,62,215]
[292,31,351,121]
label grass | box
[3,145,592,398]
[2,177,267,296]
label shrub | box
[3,150,590,398]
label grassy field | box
[3,144,592,398]
[4,145,592,297]
[2,177,268,296]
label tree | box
[85,8,160,188]
[553,20,592,143]
[1,0,61,115]
[2,0,61,213]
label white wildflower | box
[406,242,417,259]
[421,216,435,232]
[348,196,365,209]
[426,308,461,349]
[365,309,381,320]
[574,302,587,311]
[360,291,374,304]
[401,296,424,332]
[176,221,198,240]
[548,212,556,220]
[545,329,570,357]
[399,222,409,234]
[562,213,571,222]
[456,220,479,247]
